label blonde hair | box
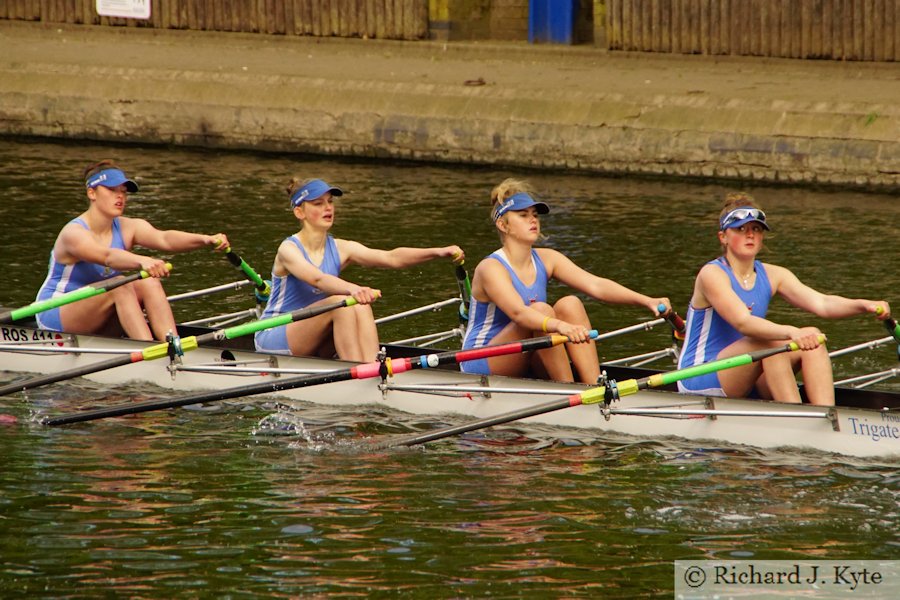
[489,178,547,242]
[286,177,316,201]
[719,191,759,221]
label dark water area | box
[0,138,898,597]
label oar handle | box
[214,297,359,341]
[0,265,168,324]
[657,303,686,341]
[454,259,471,323]
[223,246,271,301]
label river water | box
[0,138,898,597]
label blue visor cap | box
[290,179,344,207]
[492,192,550,222]
[719,207,770,231]
[85,168,139,193]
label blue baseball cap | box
[85,168,139,193]
[492,192,550,222]
[290,179,344,207]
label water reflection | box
[1,138,899,596]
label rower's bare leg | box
[553,295,598,384]
[332,302,378,362]
[132,278,177,341]
[286,311,334,357]
[716,338,769,399]
[352,303,379,362]
[107,284,154,341]
[754,352,803,403]
[59,293,118,335]
[485,323,535,378]
[528,303,575,383]
[798,345,834,406]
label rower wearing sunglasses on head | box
[676,192,891,406]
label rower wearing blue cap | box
[461,178,671,384]
[254,176,464,362]
[34,159,230,341]
[677,192,891,406]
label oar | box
[884,316,900,344]
[0,297,357,397]
[664,308,686,341]
[223,246,271,302]
[453,257,472,323]
[41,331,598,426]
[382,339,818,448]
[0,265,170,325]
[874,306,899,360]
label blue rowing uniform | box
[460,249,548,375]
[35,217,125,332]
[254,235,342,354]
[677,257,772,396]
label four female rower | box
[460,178,671,384]
[30,164,894,398]
[34,160,230,341]
[676,192,891,406]
[253,177,463,362]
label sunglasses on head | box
[720,207,767,230]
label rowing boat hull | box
[2,324,898,458]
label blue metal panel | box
[529,0,577,45]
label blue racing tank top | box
[259,235,342,319]
[35,218,126,331]
[460,249,548,374]
[677,257,773,394]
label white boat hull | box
[1,324,898,459]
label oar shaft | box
[0,269,155,324]
[0,354,136,396]
[42,330,577,426]
[885,317,900,343]
[3,298,357,398]
[386,341,806,448]
[387,397,578,448]
[225,248,267,292]
[454,261,472,323]
[42,367,356,426]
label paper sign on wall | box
[96,0,151,20]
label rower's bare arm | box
[281,241,378,302]
[477,260,551,332]
[344,242,464,269]
[701,264,796,341]
[771,264,888,319]
[58,223,161,274]
[543,249,668,314]
[129,218,228,253]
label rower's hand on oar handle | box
[657,302,686,340]
[557,321,592,343]
[872,303,892,320]
[446,246,465,264]
[650,299,672,316]
[350,286,381,305]
[790,327,827,351]
[140,260,173,279]
[207,235,231,252]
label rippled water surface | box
[0,138,898,597]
